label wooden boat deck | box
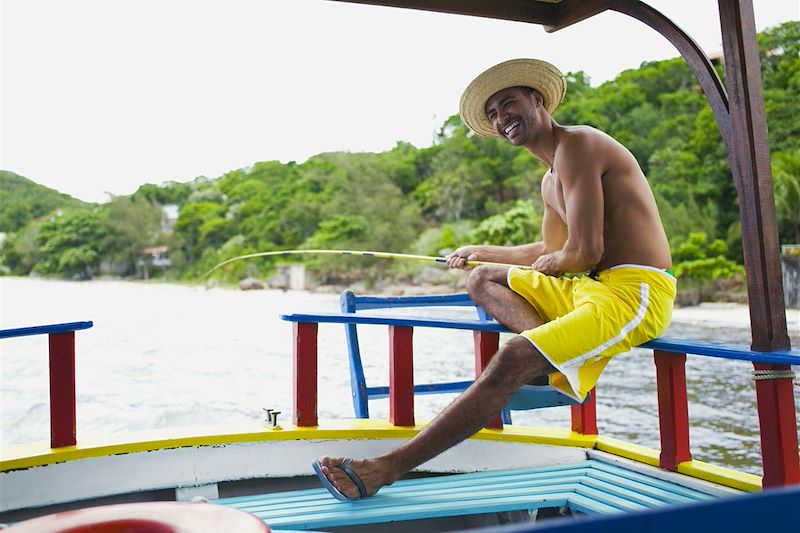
[214,459,716,530]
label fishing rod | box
[204,249,530,278]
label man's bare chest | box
[543,173,567,220]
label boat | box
[1,1,798,531]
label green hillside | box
[0,170,90,232]
[1,21,796,286]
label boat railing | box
[281,291,800,489]
[0,321,93,448]
[4,303,797,490]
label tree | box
[102,196,164,276]
[672,232,743,303]
[471,200,541,247]
[33,210,108,279]
[771,149,800,243]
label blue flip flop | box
[312,458,368,501]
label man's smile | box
[503,119,521,139]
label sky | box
[2,0,798,203]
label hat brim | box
[459,58,566,137]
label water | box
[1,277,797,475]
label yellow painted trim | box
[1,420,595,471]
[0,420,763,493]
[595,436,661,467]
[677,460,762,492]
[594,436,764,492]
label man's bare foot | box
[319,456,396,499]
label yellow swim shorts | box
[507,264,677,401]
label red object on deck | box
[389,326,415,426]
[570,389,597,435]
[293,322,318,427]
[3,502,270,532]
[49,331,77,448]
[654,351,692,471]
[473,331,503,430]
[753,362,800,487]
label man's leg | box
[319,336,556,498]
[466,266,545,333]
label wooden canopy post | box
[718,0,790,352]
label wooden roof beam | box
[543,0,613,32]
[608,1,731,153]
[327,0,559,26]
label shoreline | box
[2,276,798,332]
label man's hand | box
[445,246,480,270]
[531,252,564,277]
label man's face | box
[484,87,538,145]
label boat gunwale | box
[0,419,761,493]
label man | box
[313,58,676,500]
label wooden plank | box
[327,0,559,26]
[538,487,800,533]
[281,312,509,332]
[0,321,93,339]
[573,484,651,512]
[571,388,597,435]
[753,362,800,487]
[473,331,503,429]
[282,314,800,365]
[389,325,415,426]
[49,331,77,448]
[579,477,671,508]
[608,0,732,154]
[654,351,692,471]
[643,338,800,365]
[292,322,318,427]
[254,492,574,529]
[566,493,623,515]
[588,461,713,501]
[586,470,708,504]
[349,292,475,310]
[718,0,790,351]
[216,460,722,529]
[545,0,612,32]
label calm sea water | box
[1,277,798,475]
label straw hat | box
[459,58,566,137]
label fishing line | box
[203,249,529,278]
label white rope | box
[751,369,799,387]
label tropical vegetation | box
[1,22,797,300]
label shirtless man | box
[314,58,676,500]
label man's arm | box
[533,132,605,276]
[446,171,570,270]
[445,242,546,269]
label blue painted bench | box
[214,459,717,531]
[476,484,800,533]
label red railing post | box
[571,389,597,435]
[654,350,692,470]
[389,326,415,426]
[473,331,503,430]
[293,322,318,427]
[753,362,800,487]
[49,331,77,448]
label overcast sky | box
[2,0,798,203]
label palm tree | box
[771,149,800,243]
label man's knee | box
[482,337,554,386]
[466,266,507,299]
